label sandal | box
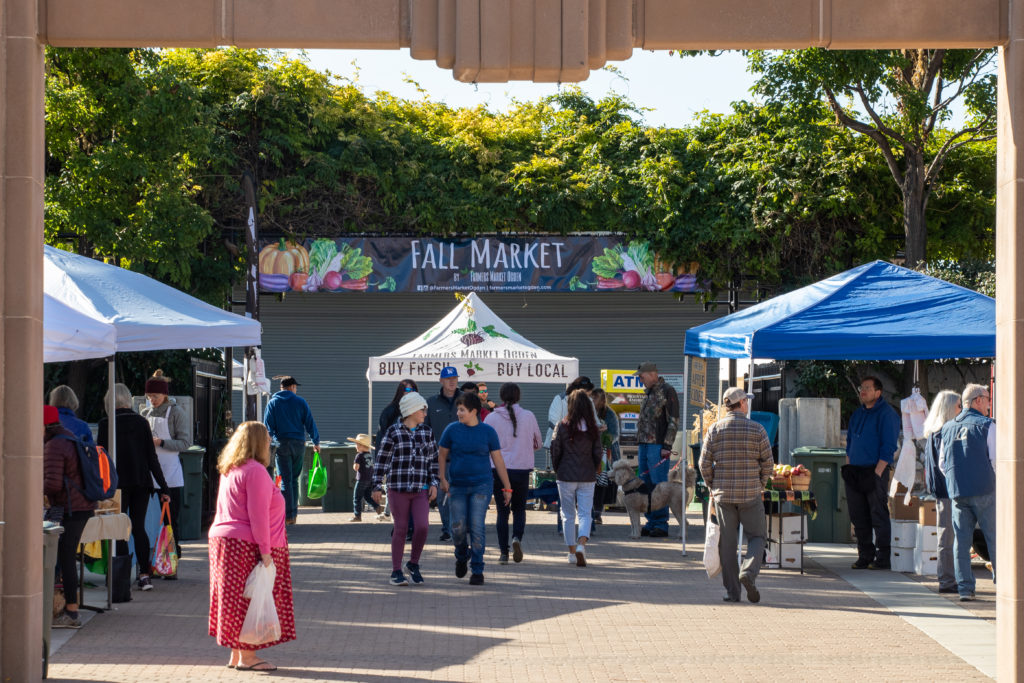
[237,660,277,672]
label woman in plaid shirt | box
[372,391,440,586]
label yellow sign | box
[600,369,646,393]
[689,358,707,407]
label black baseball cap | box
[281,377,300,388]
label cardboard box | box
[890,494,920,521]
[914,546,939,575]
[891,547,916,572]
[769,513,807,543]
[890,520,918,548]
[777,542,803,570]
[916,525,939,552]
[918,500,938,526]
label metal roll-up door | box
[238,292,724,457]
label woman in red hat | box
[43,404,97,628]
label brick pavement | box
[48,507,991,682]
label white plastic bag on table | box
[239,562,281,645]
[703,498,722,579]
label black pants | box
[842,465,891,565]
[493,470,531,553]
[57,510,93,607]
[117,487,153,576]
[166,486,182,557]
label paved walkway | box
[48,507,994,682]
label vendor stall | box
[681,260,995,558]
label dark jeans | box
[118,486,154,576]
[493,469,531,553]
[166,486,182,556]
[842,464,891,565]
[275,439,305,520]
[353,479,379,515]
[57,510,93,606]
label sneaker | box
[575,545,587,567]
[649,528,668,538]
[739,575,760,604]
[439,532,452,542]
[851,560,871,569]
[376,512,389,521]
[455,559,468,578]
[593,515,603,525]
[499,553,510,565]
[52,611,81,629]
[285,518,297,526]
[867,562,890,570]
[389,570,409,586]
[938,586,959,594]
[568,552,576,564]
[405,562,424,585]
[640,528,652,537]
[137,575,153,591]
[959,592,976,602]
[512,537,523,563]
[469,573,485,586]
[349,515,362,522]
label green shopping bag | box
[307,449,327,500]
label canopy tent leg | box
[107,357,117,463]
[747,356,755,416]
[241,355,249,422]
[681,355,689,557]
[368,381,373,436]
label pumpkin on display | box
[259,238,310,276]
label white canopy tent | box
[366,292,578,431]
[44,245,262,458]
[44,293,117,363]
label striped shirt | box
[372,422,440,493]
[698,412,773,503]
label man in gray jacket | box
[426,366,462,541]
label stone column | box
[996,15,1024,679]
[1,0,45,679]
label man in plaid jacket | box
[699,387,773,604]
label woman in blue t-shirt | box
[439,392,512,586]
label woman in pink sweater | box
[484,383,542,565]
[208,422,294,671]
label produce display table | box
[762,490,816,574]
[77,513,131,612]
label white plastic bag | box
[239,562,281,645]
[703,499,722,579]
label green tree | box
[746,48,996,267]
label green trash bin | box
[43,521,63,679]
[179,447,205,541]
[791,446,850,543]
[321,446,357,513]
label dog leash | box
[637,456,670,478]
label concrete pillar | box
[996,19,1024,678]
[1,0,45,678]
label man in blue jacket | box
[264,376,320,525]
[842,376,899,570]
[940,383,996,602]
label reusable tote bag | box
[307,449,327,500]
[703,497,722,579]
[151,500,178,577]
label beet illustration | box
[461,333,484,346]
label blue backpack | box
[56,434,118,504]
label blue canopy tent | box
[675,260,995,556]
[684,260,995,361]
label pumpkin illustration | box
[259,238,310,276]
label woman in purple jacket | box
[484,383,542,565]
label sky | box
[299,48,757,128]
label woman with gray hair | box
[97,383,171,592]
[922,389,962,594]
[48,384,94,445]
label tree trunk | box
[902,150,928,268]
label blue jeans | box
[448,481,492,575]
[275,439,305,521]
[952,491,997,596]
[556,480,595,547]
[638,443,669,530]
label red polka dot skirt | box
[208,537,296,650]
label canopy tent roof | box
[369,293,578,383]
[44,245,261,352]
[44,293,117,362]
[684,260,995,360]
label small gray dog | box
[612,459,696,539]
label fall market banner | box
[258,236,700,294]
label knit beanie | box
[145,369,170,395]
[399,391,428,418]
